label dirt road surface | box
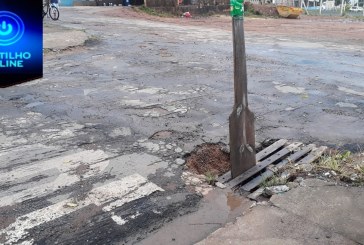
[106,7,364,46]
[0,7,363,245]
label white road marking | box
[102,181,163,212]
[0,143,57,168]
[111,215,127,225]
[0,174,80,207]
[111,211,141,226]
[1,174,163,245]
[0,150,111,207]
[0,150,109,184]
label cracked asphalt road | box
[0,6,363,245]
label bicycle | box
[43,0,60,21]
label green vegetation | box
[266,149,364,186]
[137,6,174,17]
[354,164,364,175]
[314,150,364,185]
[205,171,217,185]
[260,174,287,188]
[316,150,352,173]
[244,3,261,16]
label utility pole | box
[229,0,256,179]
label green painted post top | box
[230,0,244,17]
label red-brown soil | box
[186,143,230,176]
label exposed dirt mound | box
[245,2,279,17]
[186,143,230,176]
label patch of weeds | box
[275,147,364,186]
[301,93,309,99]
[344,5,351,12]
[245,4,257,16]
[260,174,287,188]
[313,149,364,185]
[244,3,262,17]
[351,16,364,21]
[205,171,217,186]
[316,150,352,173]
[354,164,364,175]
[137,6,174,17]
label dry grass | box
[316,150,351,173]
[277,148,364,186]
[313,149,364,184]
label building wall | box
[73,0,97,5]
[60,0,74,6]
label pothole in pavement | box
[84,37,102,47]
[185,143,230,176]
[180,139,270,177]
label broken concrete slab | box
[140,190,253,245]
[43,25,88,50]
[196,205,356,245]
[299,178,337,187]
[270,180,364,243]
[264,185,290,196]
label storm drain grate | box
[217,139,327,192]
